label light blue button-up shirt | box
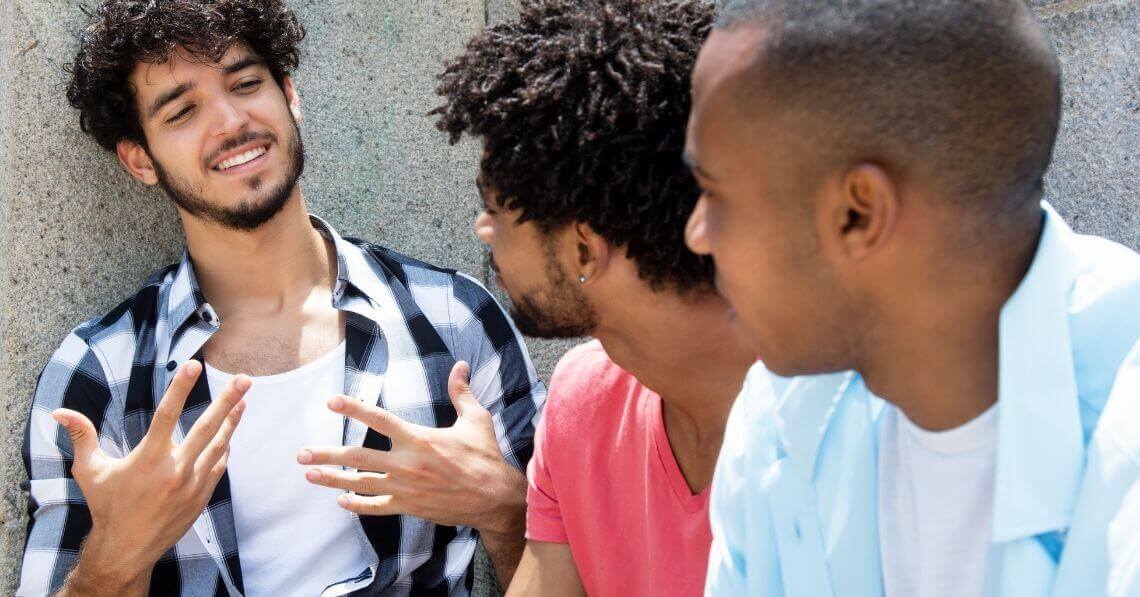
[706,203,1140,596]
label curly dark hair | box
[67,0,305,152]
[432,0,715,293]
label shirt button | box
[200,311,213,323]
[166,360,177,371]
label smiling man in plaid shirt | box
[18,1,545,595]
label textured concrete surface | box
[1,3,188,590]
[0,0,1136,593]
[1032,0,1139,250]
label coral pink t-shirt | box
[526,341,712,596]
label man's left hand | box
[297,361,526,539]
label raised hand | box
[298,361,527,579]
[52,360,249,595]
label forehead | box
[692,24,767,107]
[688,25,771,156]
[129,43,256,97]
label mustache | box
[203,131,277,167]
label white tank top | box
[206,342,372,597]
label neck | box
[591,284,754,439]
[858,210,1044,430]
[179,187,336,315]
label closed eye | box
[166,105,194,124]
[234,79,262,93]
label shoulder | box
[34,264,178,407]
[347,238,501,324]
[548,340,633,396]
[1068,232,1140,314]
[542,340,640,431]
[1095,340,1140,463]
[349,238,459,287]
[718,362,784,485]
[1065,234,1140,417]
[57,264,178,366]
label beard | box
[151,116,305,232]
[500,243,597,339]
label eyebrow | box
[145,56,266,120]
[223,55,265,75]
[147,82,195,119]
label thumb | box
[51,409,104,464]
[447,361,485,420]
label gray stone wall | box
[0,0,1136,593]
[1033,0,1139,247]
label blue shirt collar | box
[772,202,1086,540]
[992,202,1084,542]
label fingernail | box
[328,396,344,410]
[234,376,252,392]
[337,494,350,508]
[50,411,67,427]
[305,468,321,482]
[297,449,313,464]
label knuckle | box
[152,409,175,426]
[349,450,369,470]
[172,461,192,483]
[401,485,423,500]
[404,460,430,479]
[369,410,392,429]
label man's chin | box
[176,188,293,232]
[507,305,589,339]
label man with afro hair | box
[20,0,546,594]
[432,0,755,595]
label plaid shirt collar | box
[165,214,378,340]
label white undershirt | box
[878,402,999,597]
[206,342,371,597]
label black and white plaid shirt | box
[20,216,547,596]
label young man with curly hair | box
[20,1,545,595]
[684,0,1140,594]
[432,1,755,595]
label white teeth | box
[216,146,267,170]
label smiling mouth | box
[213,145,269,171]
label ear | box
[571,221,611,284]
[282,76,302,123]
[116,139,159,186]
[819,163,898,262]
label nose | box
[685,195,711,255]
[211,96,249,137]
[474,210,494,245]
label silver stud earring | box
[578,274,587,284]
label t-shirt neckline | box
[204,340,347,385]
[647,391,712,514]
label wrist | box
[478,467,528,540]
[71,527,154,593]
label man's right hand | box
[51,360,249,596]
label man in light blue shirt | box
[682,0,1140,594]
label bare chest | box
[202,310,346,376]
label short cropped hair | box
[719,0,1062,217]
[68,0,305,152]
[432,0,716,293]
